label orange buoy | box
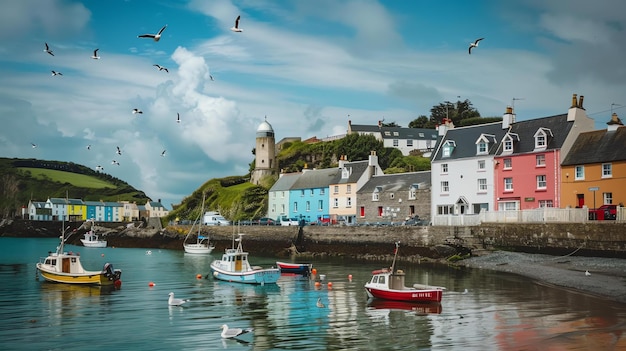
[348,274,352,281]
[327,282,333,288]
[148,281,155,287]
[311,268,317,275]
[114,280,122,288]
[314,281,321,287]
[196,274,202,279]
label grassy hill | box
[0,158,150,218]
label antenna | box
[611,103,622,114]
[511,97,525,110]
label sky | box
[1,0,625,209]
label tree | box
[408,115,431,128]
[381,121,400,127]
[335,134,383,162]
[430,99,480,126]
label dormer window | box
[475,134,495,155]
[384,131,391,136]
[534,128,552,150]
[502,133,519,154]
[393,132,399,136]
[442,140,456,158]
[409,184,419,200]
[341,167,351,179]
[372,186,382,201]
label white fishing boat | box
[80,219,107,248]
[210,233,280,285]
[36,218,122,287]
[183,193,215,254]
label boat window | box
[372,276,378,283]
[71,258,77,263]
[379,276,385,285]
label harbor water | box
[1,237,625,350]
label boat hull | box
[276,261,312,275]
[367,299,443,314]
[184,243,215,254]
[37,264,117,286]
[80,239,107,248]
[365,285,443,303]
[210,263,280,285]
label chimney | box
[338,155,347,169]
[368,150,379,167]
[378,120,382,128]
[607,113,623,132]
[502,105,516,129]
[567,93,587,122]
[157,199,161,203]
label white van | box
[279,216,299,226]
[203,211,231,226]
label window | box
[498,201,519,211]
[538,200,553,208]
[504,178,513,191]
[281,191,285,198]
[536,175,546,189]
[503,158,512,169]
[409,185,417,200]
[318,200,323,210]
[441,163,448,174]
[602,163,612,178]
[320,188,325,195]
[393,139,399,147]
[437,205,453,215]
[442,140,456,157]
[477,160,485,170]
[346,184,351,193]
[603,192,613,205]
[333,185,339,194]
[477,141,487,154]
[536,154,545,167]
[306,201,310,211]
[301,189,305,197]
[333,198,338,208]
[407,139,413,147]
[347,197,352,207]
[310,189,314,196]
[534,128,552,150]
[372,192,379,201]
[575,165,584,180]
[281,204,285,213]
[293,202,298,212]
[478,178,487,192]
[441,181,449,193]
[536,134,546,148]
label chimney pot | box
[506,106,513,114]
[571,94,578,108]
[578,95,584,109]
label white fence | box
[433,206,625,226]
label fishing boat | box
[276,261,312,275]
[210,233,280,285]
[364,241,445,303]
[80,219,107,248]
[183,193,215,254]
[36,220,122,287]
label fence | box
[433,206,625,226]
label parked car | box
[279,216,300,226]
[402,215,429,226]
[589,205,617,220]
[257,217,277,226]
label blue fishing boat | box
[210,233,280,285]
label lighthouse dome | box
[256,119,274,137]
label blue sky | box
[1,0,625,209]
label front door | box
[577,194,584,208]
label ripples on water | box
[0,237,625,350]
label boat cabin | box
[219,248,253,273]
[369,269,410,290]
[43,252,86,274]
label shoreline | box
[457,250,626,305]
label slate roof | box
[103,202,122,207]
[291,168,341,189]
[336,160,370,184]
[84,201,104,206]
[358,171,431,193]
[499,114,572,155]
[30,201,47,208]
[48,198,84,205]
[149,201,164,208]
[269,172,301,192]
[350,124,438,140]
[562,127,626,165]
[431,122,506,161]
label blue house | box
[288,168,341,224]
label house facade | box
[561,113,626,209]
[28,201,52,221]
[267,172,301,220]
[493,94,594,210]
[288,168,340,224]
[347,120,439,156]
[145,200,169,218]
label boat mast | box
[198,192,206,241]
[390,241,400,273]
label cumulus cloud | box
[0,0,90,39]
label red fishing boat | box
[276,261,312,275]
[364,241,445,303]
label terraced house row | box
[269,94,625,225]
[26,198,169,222]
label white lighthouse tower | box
[250,117,277,185]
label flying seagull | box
[87,144,91,150]
[168,292,189,306]
[91,48,100,59]
[153,64,168,73]
[161,150,166,157]
[44,43,54,56]
[176,113,180,123]
[96,165,103,171]
[51,70,63,76]
[468,38,484,54]
[116,146,122,155]
[31,143,37,148]
[132,108,143,114]
[209,73,214,81]
[220,324,253,339]
[230,15,243,32]
[138,25,167,41]
[112,160,120,166]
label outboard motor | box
[103,262,122,282]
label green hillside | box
[0,158,150,218]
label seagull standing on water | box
[138,25,167,41]
[220,324,253,339]
[31,143,37,148]
[153,64,168,73]
[91,49,100,59]
[230,15,243,32]
[468,38,484,54]
[44,43,54,56]
[168,292,189,306]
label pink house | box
[494,94,594,211]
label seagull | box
[96,165,103,171]
[468,38,484,54]
[462,288,469,294]
[116,146,122,155]
[585,270,591,276]
[86,144,91,150]
[176,112,180,123]
[161,150,166,157]
[44,43,54,56]
[316,297,325,308]
[51,70,63,76]
[138,25,167,41]
[91,48,100,59]
[112,160,120,166]
[153,64,168,73]
[168,292,189,306]
[210,74,214,81]
[132,108,143,114]
[220,324,253,339]
[230,15,243,32]
[30,143,37,148]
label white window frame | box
[536,154,545,167]
[504,178,513,191]
[478,178,487,192]
[536,175,546,189]
[575,165,584,180]
[441,181,449,193]
[602,163,612,178]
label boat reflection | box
[212,281,280,306]
[367,298,442,315]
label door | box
[577,194,584,208]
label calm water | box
[1,237,625,351]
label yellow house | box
[561,114,626,209]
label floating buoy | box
[101,253,105,257]
[348,274,352,281]
[327,282,333,288]
[314,281,321,288]
[196,274,202,279]
[114,280,122,288]
[148,281,155,287]
[311,268,317,275]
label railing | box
[433,207,624,225]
